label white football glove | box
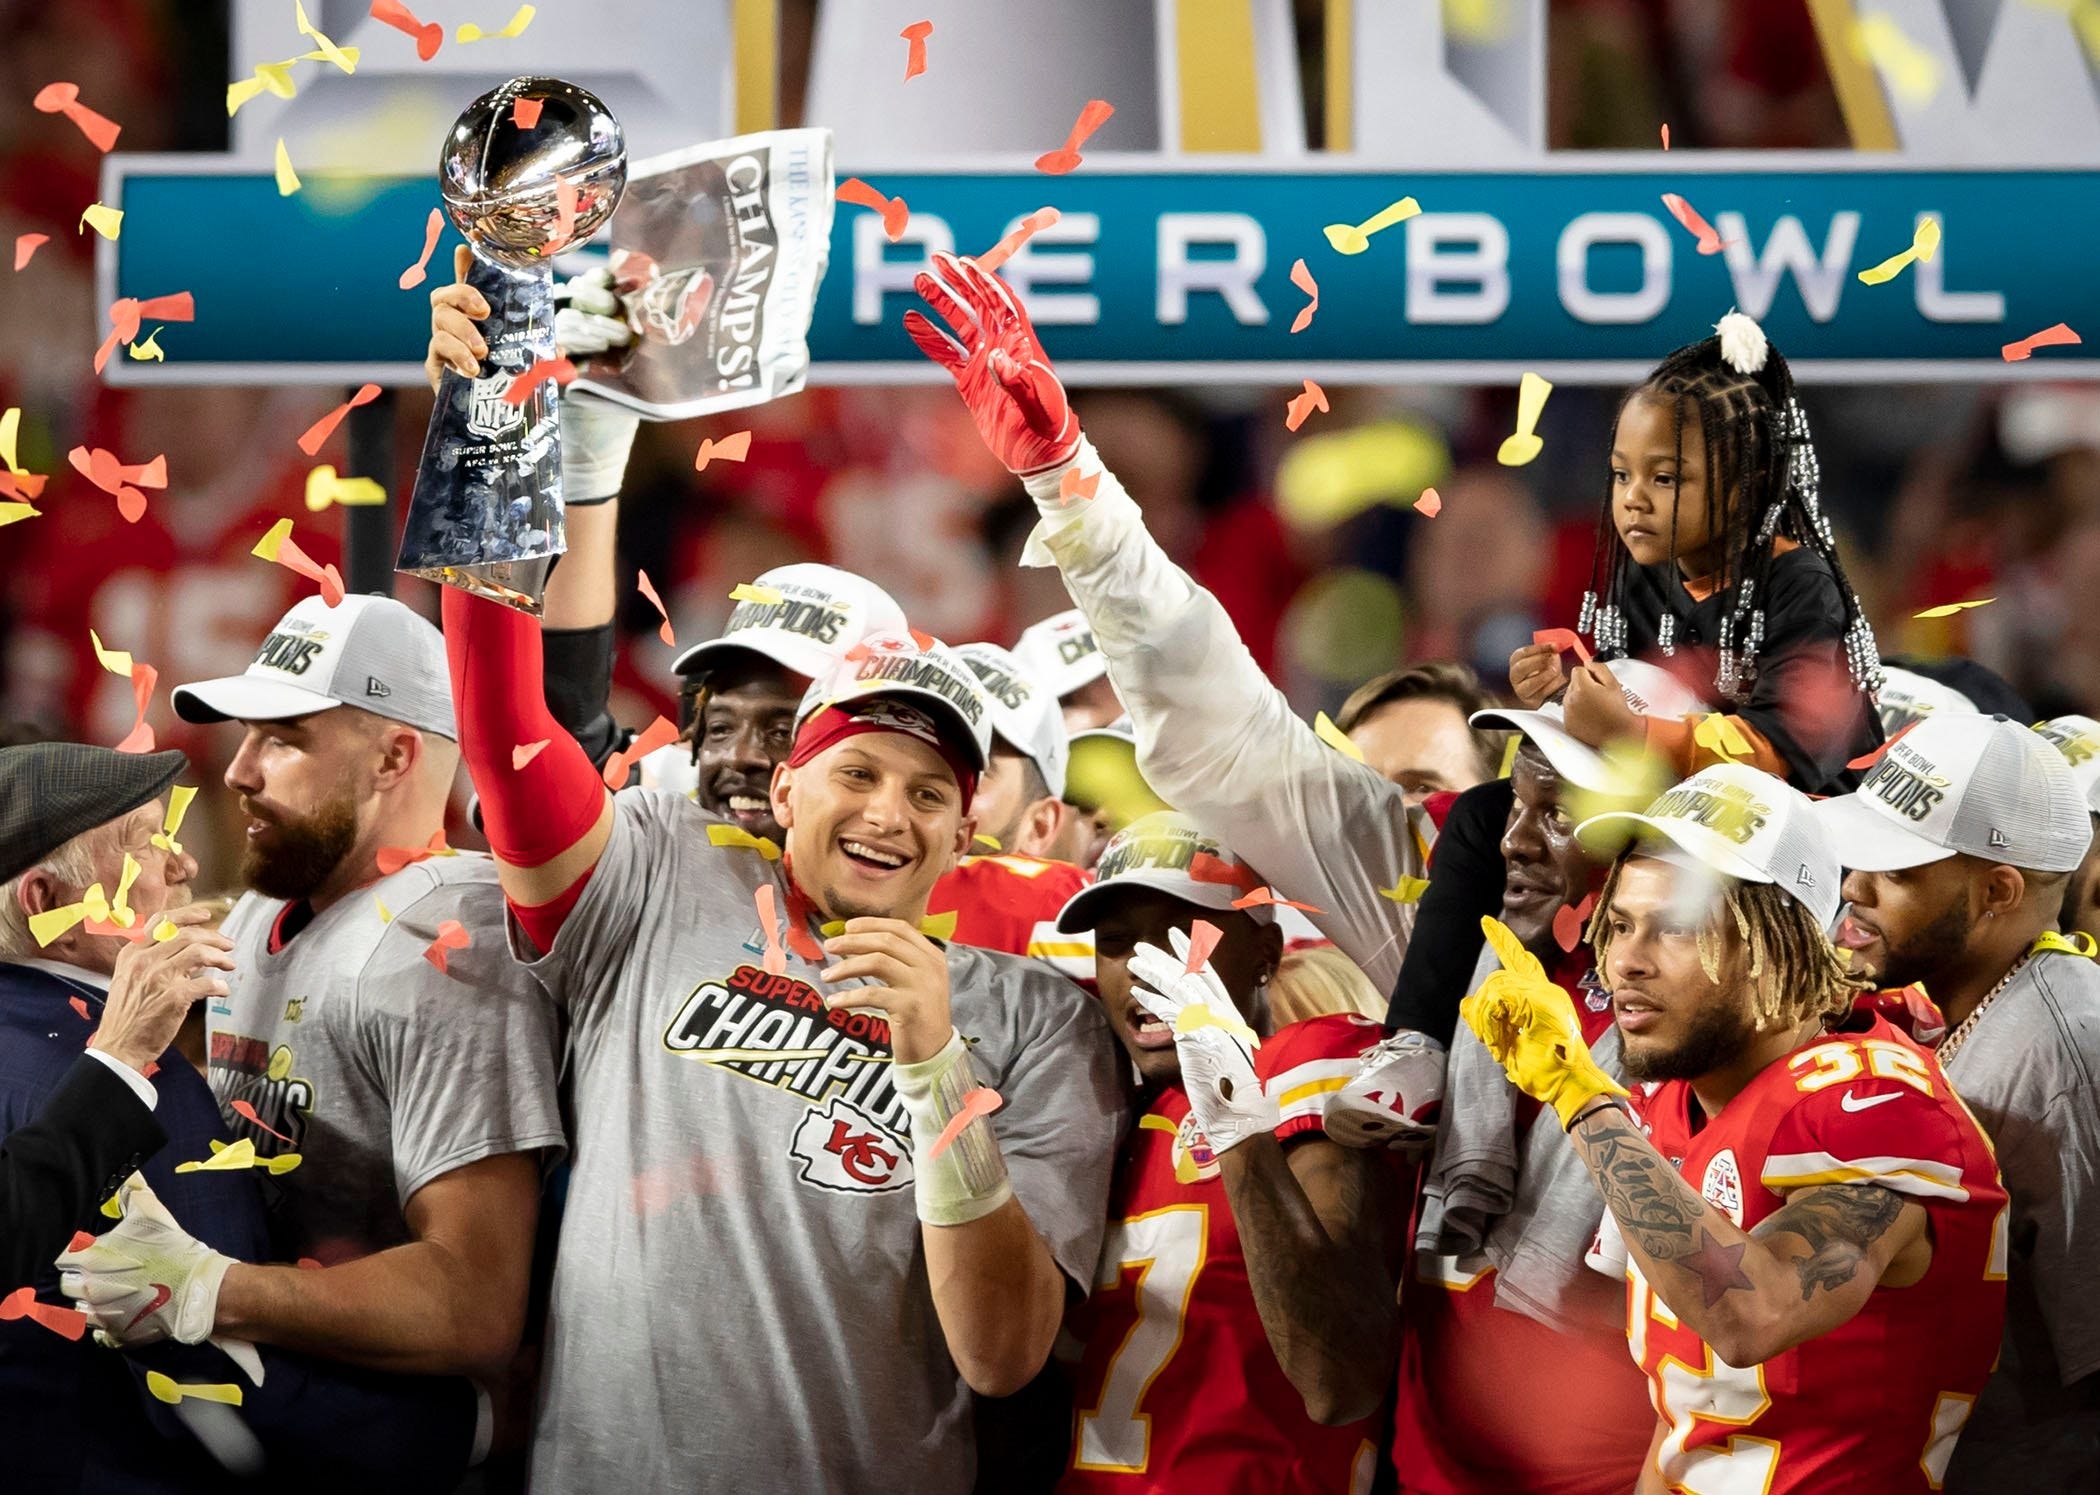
[553,265,636,359]
[1325,1028,1446,1148]
[1128,928,1277,1155]
[56,1174,233,1348]
[552,265,642,503]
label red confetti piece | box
[83,919,150,942]
[1660,123,1670,150]
[1288,258,1319,334]
[755,885,787,975]
[636,569,676,646]
[422,919,471,974]
[1414,488,1443,519]
[928,1086,1003,1160]
[231,1098,295,1143]
[1532,627,1593,665]
[1183,919,1223,975]
[2001,322,2081,362]
[1847,718,1918,772]
[115,661,157,753]
[66,1231,94,1252]
[297,1257,323,1270]
[978,208,1061,273]
[68,996,91,1021]
[0,1286,87,1340]
[1036,99,1114,174]
[33,82,122,153]
[1188,850,1259,892]
[370,0,443,60]
[397,208,444,290]
[501,357,578,407]
[141,1060,157,1080]
[297,384,382,456]
[375,830,449,875]
[1284,379,1329,433]
[603,715,680,790]
[1659,192,1730,255]
[694,430,753,472]
[901,20,933,79]
[835,178,909,243]
[14,234,48,272]
[513,739,549,770]
[68,445,166,524]
[512,96,543,129]
[1059,467,1100,506]
[553,174,577,244]
[1230,886,1324,915]
[1553,892,1598,953]
[254,519,345,606]
[94,292,196,376]
[0,471,46,501]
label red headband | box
[788,704,978,811]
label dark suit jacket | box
[0,960,480,1492]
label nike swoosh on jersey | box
[1839,1090,1903,1113]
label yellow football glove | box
[1460,916,1629,1131]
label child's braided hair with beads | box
[1577,312,1882,703]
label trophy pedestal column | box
[396,254,567,612]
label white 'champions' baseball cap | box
[1055,811,1277,932]
[795,631,996,771]
[1578,762,1841,926]
[1013,608,1109,701]
[173,594,457,741]
[2034,714,2100,816]
[671,563,909,684]
[956,641,1068,800]
[1471,658,1709,791]
[1875,665,1980,736]
[1813,714,2094,873]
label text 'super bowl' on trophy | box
[396,76,626,612]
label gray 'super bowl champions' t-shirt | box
[515,789,1126,1495]
[1942,946,2100,1490]
[210,853,567,1261]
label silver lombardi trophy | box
[396,77,626,611]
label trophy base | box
[402,558,556,614]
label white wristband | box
[559,394,641,504]
[894,1029,1012,1226]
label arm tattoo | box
[1573,1109,1753,1306]
[1752,1185,1905,1303]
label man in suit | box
[0,740,483,1491]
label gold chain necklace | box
[1934,954,2032,1066]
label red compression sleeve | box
[443,586,609,879]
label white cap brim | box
[1576,808,1778,889]
[807,683,991,773]
[1808,793,1958,871]
[171,675,346,726]
[1471,706,1613,790]
[1054,869,1271,933]
[672,633,825,684]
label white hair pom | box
[1714,310,1768,375]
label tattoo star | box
[1682,1228,1754,1308]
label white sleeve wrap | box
[894,1028,1012,1226]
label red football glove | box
[904,251,1079,477]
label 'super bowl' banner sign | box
[100,155,2096,386]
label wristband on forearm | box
[559,396,640,504]
[894,1029,1012,1226]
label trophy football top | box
[439,76,627,269]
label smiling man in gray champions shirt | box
[1817,713,2100,1491]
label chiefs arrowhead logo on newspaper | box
[789,1096,914,1195]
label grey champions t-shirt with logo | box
[1941,947,2100,1488]
[516,789,1126,1495]
[210,853,566,1260]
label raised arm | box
[908,251,1426,989]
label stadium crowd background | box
[4,0,2095,880]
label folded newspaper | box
[567,127,834,421]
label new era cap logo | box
[366,676,391,699]
[1990,827,2009,848]
[1796,865,1816,888]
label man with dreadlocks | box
[1508,312,1883,796]
[1464,761,2007,1492]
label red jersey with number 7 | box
[1059,1015,1387,1495]
[1619,1015,2007,1493]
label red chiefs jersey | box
[928,853,1093,984]
[1620,1015,2007,1494]
[1060,1015,1387,1495]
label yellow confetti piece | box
[252,517,293,563]
[728,582,783,606]
[1852,15,1941,106]
[226,58,300,117]
[1497,372,1552,466]
[1138,1113,1200,1181]
[1313,710,1365,762]
[294,0,359,71]
[1322,196,1420,256]
[1858,217,1942,286]
[304,464,387,511]
[457,3,536,41]
[1175,1000,1259,1046]
[920,910,959,942]
[125,329,166,362]
[0,502,40,527]
[1692,712,1755,764]
[176,1138,302,1175]
[151,919,178,942]
[79,204,123,240]
[274,137,301,197]
[100,1192,123,1219]
[374,895,392,924]
[707,823,782,859]
[1913,597,1994,619]
[971,832,1004,851]
[145,1371,245,1407]
[150,785,196,856]
[89,629,133,677]
[0,407,18,472]
[1379,876,1432,904]
[111,853,140,923]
